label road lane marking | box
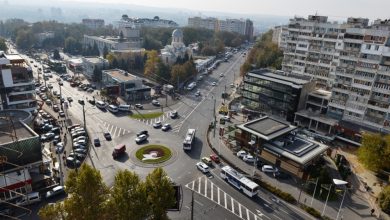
[198,177,201,193]
[239,204,242,218]
[231,197,234,213]
[119,127,123,136]
[211,182,214,201]
[224,193,227,209]
[205,177,208,197]
[272,214,282,220]
[194,200,204,206]
[246,209,250,220]
[218,188,220,204]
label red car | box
[210,154,220,163]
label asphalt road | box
[20,49,314,220]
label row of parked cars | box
[13,185,67,207]
[67,124,89,168]
[196,154,220,174]
[236,150,280,175]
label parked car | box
[212,82,217,86]
[53,105,59,112]
[59,111,65,117]
[56,142,64,154]
[236,150,247,158]
[201,157,212,166]
[104,132,111,141]
[261,165,279,173]
[135,104,143,109]
[135,134,148,144]
[153,121,162,128]
[16,192,41,206]
[136,130,148,137]
[52,135,61,145]
[210,154,220,163]
[45,186,66,199]
[161,124,171,131]
[243,154,256,163]
[73,136,87,142]
[94,138,100,146]
[41,132,55,142]
[196,162,210,174]
[74,148,87,154]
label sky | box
[61,0,390,20]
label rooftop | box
[4,54,24,63]
[102,69,138,82]
[83,56,107,64]
[264,133,329,165]
[0,110,36,143]
[237,116,296,141]
[309,89,332,100]
[248,69,312,88]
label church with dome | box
[161,29,193,65]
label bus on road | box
[183,129,196,150]
[220,165,259,197]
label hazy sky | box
[62,0,390,20]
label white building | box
[188,17,254,40]
[82,57,109,79]
[117,15,178,29]
[161,29,193,65]
[0,53,37,112]
[82,18,105,29]
[272,25,288,50]
[83,34,142,57]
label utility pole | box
[191,190,194,220]
[59,82,63,110]
[223,85,227,103]
[213,98,216,138]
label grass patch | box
[130,112,163,119]
[135,145,172,164]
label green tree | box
[0,38,8,52]
[64,37,82,55]
[358,133,390,172]
[379,185,390,214]
[144,50,160,78]
[38,202,66,220]
[15,29,35,50]
[103,45,109,58]
[145,168,175,220]
[53,49,61,60]
[109,170,148,220]
[64,164,109,220]
[156,62,171,83]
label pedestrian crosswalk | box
[185,177,268,220]
[101,121,131,138]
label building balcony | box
[332,87,349,94]
[328,100,346,109]
[351,82,372,91]
[367,103,389,112]
[343,38,363,44]
[364,115,385,127]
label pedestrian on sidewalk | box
[371,208,375,216]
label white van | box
[118,104,131,112]
[16,192,41,206]
[108,105,119,113]
[96,101,107,109]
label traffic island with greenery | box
[130,112,163,120]
[135,145,172,164]
[38,164,176,220]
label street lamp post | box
[322,179,348,217]
[334,179,348,220]
[59,82,63,110]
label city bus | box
[220,165,259,197]
[183,129,196,150]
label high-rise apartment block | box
[274,15,390,139]
[0,52,36,113]
[187,17,254,40]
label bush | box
[252,179,296,203]
[379,185,390,214]
[301,204,321,218]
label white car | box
[219,73,224,77]
[45,186,66,199]
[262,165,279,173]
[211,82,217,86]
[236,150,247,158]
[152,100,160,106]
[73,136,87,142]
[243,154,255,163]
[196,162,209,173]
[222,115,230,122]
[153,121,162,128]
[135,134,148,144]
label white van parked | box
[16,192,41,206]
[108,105,119,113]
[96,101,107,109]
[118,104,131,112]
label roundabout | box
[135,145,172,164]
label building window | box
[375,45,380,50]
[366,44,371,50]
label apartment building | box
[328,22,390,133]
[272,25,288,50]
[117,15,178,29]
[82,18,105,29]
[241,69,316,122]
[187,17,254,40]
[281,15,370,88]
[0,53,37,112]
[188,17,219,31]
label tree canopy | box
[379,185,390,214]
[38,164,175,220]
[358,133,390,172]
[240,30,283,76]
[0,37,7,52]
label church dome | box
[172,29,183,38]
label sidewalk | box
[206,120,378,220]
